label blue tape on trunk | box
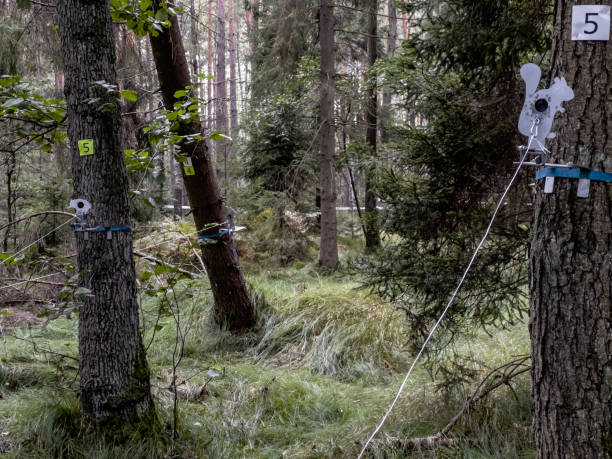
[536,167,612,183]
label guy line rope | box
[357,123,540,458]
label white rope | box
[0,272,62,291]
[2,217,75,266]
[136,230,200,252]
[134,221,227,252]
[357,128,538,458]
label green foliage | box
[0,268,534,457]
[244,94,317,199]
[248,0,317,101]
[110,0,181,37]
[0,75,66,152]
[362,0,550,350]
[251,275,409,379]
[238,206,315,268]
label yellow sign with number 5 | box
[78,139,94,156]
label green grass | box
[0,264,534,458]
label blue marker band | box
[198,229,230,240]
[71,225,132,233]
[536,167,612,183]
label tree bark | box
[56,0,154,424]
[215,0,229,185]
[228,0,238,132]
[245,0,259,55]
[364,0,380,249]
[381,0,396,144]
[189,0,199,76]
[530,2,612,457]
[207,1,213,130]
[318,0,339,268]
[149,3,255,330]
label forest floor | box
[0,223,534,458]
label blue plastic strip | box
[536,167,612,183]
[198,229,230,240]
[71,225,132,233]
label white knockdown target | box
[572,5,610,41]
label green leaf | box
[121,89,138,102]
[173,90,188,99]
[139,271,153,282]
[154,264,169,275]
[2,97,24,108]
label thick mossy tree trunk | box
[530,2,612,457]
[318,0,339,268]
[149,3,255,331]
[56,0,154,423]
[364,0,380,249]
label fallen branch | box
[1,298,46,305]
[0,211,75,233]
[133,250,199,277]
[381,355,531,452]
[1,277,65,287]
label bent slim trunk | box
[149,4,255,330]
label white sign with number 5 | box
[572,5,610,41]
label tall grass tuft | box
[251,275,409,380]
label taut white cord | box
[357,129,537,458]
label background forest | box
[0,0,554,457]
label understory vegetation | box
[0,219,532,458]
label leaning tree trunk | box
[530,2,612,457]
[318,0,339,268]
[364,0,380,249]
[56,0,154,424]
[149,2,255,330]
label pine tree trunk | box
[381,0,396,144]
[530,3,612,457]
[245,0,259,55]
[364,0,380,248]
[56,0,154,424]
[215,0,229,184]
[207,1,214,130]
[149,3,255,331]
[318,0,339,268]
[190,0,199,76]
[228,0,238,132]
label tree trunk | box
[364,0,380,249]
[318,0,339,268]
[530,3,612,457]
[149,2,255,330]
[190,0,198,75]
[207,1,214,130]
[228,0,238,132]
[381,0,396,144]
[215,0,228,185]
[56,0,154,424]
[3,150,16,252]
[170,145,183,219]
[245,0,259,55]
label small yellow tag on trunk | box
[78,139,94,156]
